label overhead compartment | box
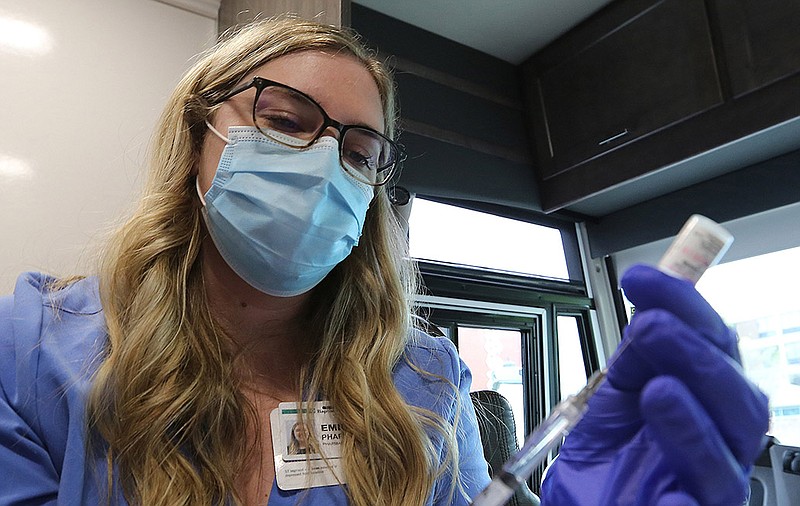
[523,0,800,213]
[711,0,800,98]
[531,0,722,180]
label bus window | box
[696,245,800,447]
[408,198,569,279]
[556,315,589,399]
[409,197,595,491]
[457,326,526,446]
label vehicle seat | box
[745,437,800,506]
[470,390,540,506]
[770,443,800,506]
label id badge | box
[270,401,344,490]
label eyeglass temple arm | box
[209,78,259,106]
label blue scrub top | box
[0,273,491,505]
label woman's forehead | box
[244,51,385,132]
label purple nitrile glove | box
[540,264,770,505]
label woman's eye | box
[345,148,375,169]
[256,107,309,134]
[257,108,307,134]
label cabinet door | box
[712,0,800,97]
[531,0,723,179]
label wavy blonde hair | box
[87,17,460,506]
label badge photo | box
[270,401,345,490]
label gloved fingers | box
[559,384,643,453]
[608,309,770,464]
[620,264,738,358]
[654,492,700,506]
[641,376,751,506]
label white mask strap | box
[196,176,207,206]
[205,119,231,144]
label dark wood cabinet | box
[531,0,722,180]
[524,0,800,212]
[711,0,800,97]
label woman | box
[0,16,769,506]
[0,17,484,506]
[287,423,313,456]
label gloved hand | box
[540,264,770,505]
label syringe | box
[470,365,611,505]
[470,214,733,506]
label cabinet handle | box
[598,129,629,146]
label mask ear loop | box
[205,119,231,144]
[197,120,231,207]
[196,176,207,206]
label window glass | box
[694,245,800,446]
[556,315,588,399]
[408,198,569,279]
[457,327,526,446]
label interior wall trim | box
[382,53,522,110]
[587,147,800,257]
[155,0,220,18]
[401,118,532,164]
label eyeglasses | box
[209,77,403,186]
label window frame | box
[550,307,599,403]
[417,266,598,494]
[407,197,602,493]
[417,298,547,492]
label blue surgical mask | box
[198,126,373,297]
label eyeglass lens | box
[254,86,395,185]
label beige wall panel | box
[0,0,216,293]
[219,0,349,32]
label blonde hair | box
[87,17,460,506]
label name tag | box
[270,401,344,490]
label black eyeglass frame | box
[209,76,404,186]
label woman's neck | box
[200,239,314,392]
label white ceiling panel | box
[354,0,613,63]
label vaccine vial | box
[657,214,734,285]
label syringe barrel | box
[501,395,586,479]
[470,397,587,506]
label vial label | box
[658,215,733,285]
